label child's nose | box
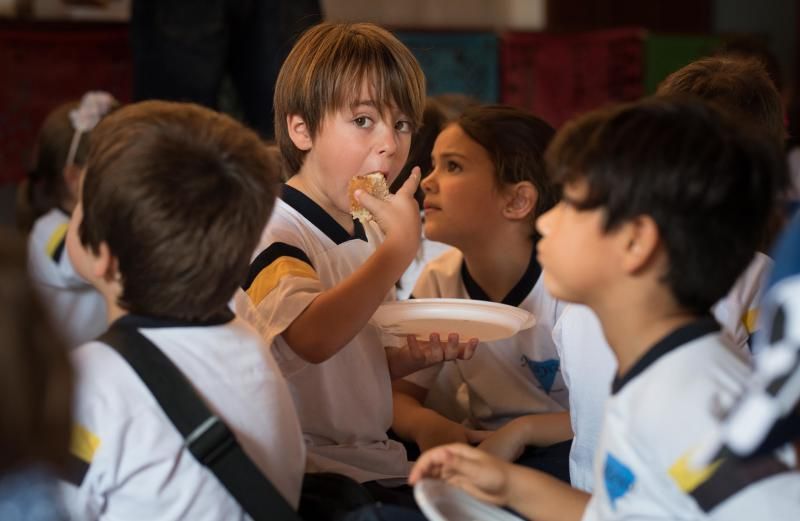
[376,126,398,157]
[420,169,436,192]
[536,205,556,236]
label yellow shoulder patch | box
[668,451,723,492]
[70,423,101,464]
[45,223,69,258]
[741,308,759,334]
[246,256,317,306]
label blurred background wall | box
[1,0,797,225]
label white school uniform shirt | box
[396,212,452,300]
[61,313,305,520]
[552,304,615,492]
[581,317,800,521]
[555,253,767,492]
[234,185,410,483]
[712,252,772,355]
[27,208,106,347]
[405,248,568,430]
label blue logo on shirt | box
[604,453,635,510]
[521,356,560,394]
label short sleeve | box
[237,241,323,345]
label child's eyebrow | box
[350,99,378,110]
[437,152,468,160]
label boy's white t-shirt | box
[234,185,410,483]
[552,304,615,492]
[556,253,767,492]
[61,313,305,521]
[581,317,799,520]
[27,208,107,347]
[405,248,568,430]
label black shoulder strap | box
[98,324,302,521]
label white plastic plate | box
[371,298,535,342]
[414,479,523,521]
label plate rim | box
[375,298,535,326]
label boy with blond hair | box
[235,22,476,505]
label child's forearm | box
[392,385,434,442]
[394,393,469,451]
[506,465,590,521]
[282,244,411,363]
[514,412,573,447]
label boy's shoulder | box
[607,322,750,453]
[71,317,276,408]
[615,318,748,392]
[63,317,301,519]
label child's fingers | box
[409,443,473,484]
[395,166,421,198]
[427,332,444,361]
[409,445,452,484]
[459,338,479,360]
[444,333,460,360]
[407,335,429,362]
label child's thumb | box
[396,167,421,198]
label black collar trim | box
[111,310,235,330]
[281,185,367,244]
[611,315,720,394]
[461,244,541,307]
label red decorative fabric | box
[0,23,132,184]
[501,28,645,128]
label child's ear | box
[621,215,660,273]
[502,182,538,221]
[287,114,313,151]
[91,241,121,284]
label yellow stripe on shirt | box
[45,223,69,258]
[742,308,759,334]
[246,256,317,306]
[668,451,724,492]
[70,423,101,464]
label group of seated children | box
[6,19,799,521]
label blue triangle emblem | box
[526,358,560,394]
[604,453,635,509]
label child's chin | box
[542,275,572,302]
[422,224,444,243]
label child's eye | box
[447,161,462,172]
[395,120,413,133]
[353,116,374,129]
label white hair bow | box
[66,91,117,168]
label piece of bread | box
[348,173,389,223]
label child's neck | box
[105,295,127,325]
[591,285,698,377]
[460,230,534,303]
[286,173,355,235]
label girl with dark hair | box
[22,92,117,347]
[392,105,572,481]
